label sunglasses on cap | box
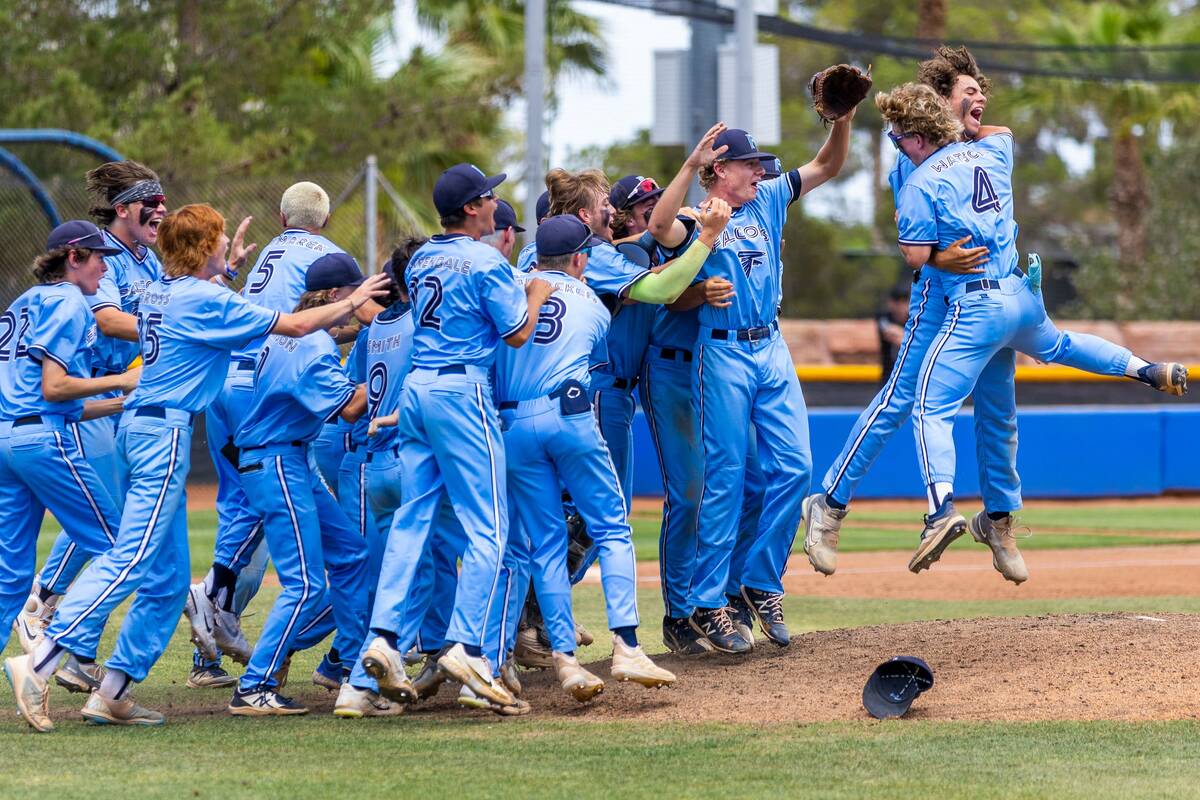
[886,130,917,150]
[624,178,659,205]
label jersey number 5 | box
[246,250,285,296]
[140,311,164,366]
[972,167,1002,214]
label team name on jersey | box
[927,148,984,174]
[276,233,330,251]
[716,225,771,249]
[522,274,600,303]
[85,324,98,347]
[141,290,172,307]
[411,254,473,275]
[267,334,300,353]
[368,334,407,354]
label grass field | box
[6,501,1200,798]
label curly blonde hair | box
[874,83,963,149]
[546,168,609,218]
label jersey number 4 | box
[971,167,1002,214]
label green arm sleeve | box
[626,239,713,305]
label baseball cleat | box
[456,684,531,717]
[740,586,790,647]
[4,654,53,732]
[228,687,309,716]
[213,608,252,665]
[411,653,449,700]
[553,651,604,702]
[187,664,237,689]
[1143,362,1189,396]
[661,616,712,655]
[438,643,515,707]
[575,622,595,648]
[802,493,847,576]
[312,652,346,692]
[271,655,292,690]
[183,583,219,662]
[81,691,165,726]
[909,499,967,573]
[513,625,553,669]
[361,637,417,704]
[725,593,756,648]
[611,637,676,688]
[969,512,1029,584]
[333,683,404,718]
[13,587,57,655]
[500,654,523,698]
[54,654,105,694]
[689,607,752,654]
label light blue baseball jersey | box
[127,275,280,413]
[583,240,651,300]
[694,170,802,330]
[88,230,162,375]
[232,229,344,361]
[0,283,99,421]
[647,218,702,349]
[896,134,1018,292]
[889,152,917,206]
[516,241,538,273]
[600,233,658,378]
[364,302,414,453]
[338,326,370,447]
[493,270,610,402]
[235,331,356,448]
[405,233,528,370]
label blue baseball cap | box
[536,215,599,259]
[535,191,551,224]
[493,199,525,233]
[46,220,121,255]
[714,128,778,163]
[862,656,934,720]
[610,175,664,211]
[305,252,364,291]
[433,163,506,217]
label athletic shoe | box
[725,593,756,647]
[271,655,292,690]
[456,684,531,717]
[740,586,790,647]
[228,687,308,716]
[802,493,848,576]
[500,654,523,698]
[1144,362,1189,396]
[908,498,967,573]
[411,653,448,700]
[513,625,553,669]
[361,637,417,703]
[187,664,237,689]
[183,583,219,662]
[968,512,1029,584]
[333,683,404,718]
[565,512,593,577]
[81,691,165,726]
[661,616,712,656]
[688,607,751,654]
[312,653,346,692]
[13,587,57,655]
[438,643,515,707]
[4,654,53,732]
[553,651,604,702]
[575,622,595,648]
[610,637,676,688]
[213,608,252,665]
[54,655,104,694]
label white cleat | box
[361,637,417,704]
[81,691,165,726]
[213,608,252,666]
[54,654,104,694]
[802,493,848,576]
[968,512,1029,585]
[553,651,604,703]
[438,643,515,707]
[183,583,219,662]
[456,684,531,717]
[610,636,675,688]
[13,588,57,655]
[333,683,405,718]
[4,654,53,732]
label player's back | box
[365,302,414,453]
[494,270,609,402]
[405,234,527,370]
[236,331,348,448]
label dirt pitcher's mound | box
[506,613,1200,723]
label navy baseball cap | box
[610,175,664,211]
[433,163,506,217]
[714,128,778,163]
[494,199,525,233]
[762,157,783,179]
[46,220,121,255]
[535,191,551,224]
[862,656,934,720]
[536,215,599,259]
[305,252,365,291]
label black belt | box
[243,440,305,452]
[964,278,1000,294]
[234,357,256,371]
[133,407,195,424]
[610,376,638,391]
[657,347,693,362]
[498,400,518,410]
[710,320,778,342]
[366,446,400,462]
[438,364,466,375]
[13,415,43,427]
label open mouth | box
[148,217,163,233]
[970,107,984,122]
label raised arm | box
[627,198,732,305]
[647,123,729,249]
[271,273,391,338]
[796,110,855,197]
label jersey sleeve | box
[204,288,281,348]
[296,349,357,422]
[516,242,538,273]
[477,256,529,339]
[655,216,698,262]
[585,245,651,299]
[90,258,125,312]
[889,153,916,206]
[346,329,369,383]
[27,295,87,369]
[979,131,1014,171]
[896,182,939,247]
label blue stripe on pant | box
[47,411,192,682]
[689,330,811,610]
[338,446,382,607]
[313,422,349,496]
[0,418,123,653]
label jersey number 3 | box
[533,296,567,345]
[972,167,1001,214]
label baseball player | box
[352,163,554,712]
[227,252,380,716]
[515,191,551,272]
[802,47,1188,581]
[647,116,857,653]
[0,222,141,734]
[483,198,525,260]
[15,163,166,666]
[7,204,387,730]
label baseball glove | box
[809,63,872,123]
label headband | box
[110,180,164,207]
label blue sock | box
[613,626,637,648]
[825,493,847,510]
[462,644,483,658]
[372,629,398,650]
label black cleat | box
[1140,362,1189,397]
[662,616,712,655]
[909,498,967,573]
[688,607,752,654]
[740,586,790,647]
[725,593,755,647]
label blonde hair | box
[158,204,225,277]
[874,83,963,149]
[546,168,609,218]
[280,181,330,230]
